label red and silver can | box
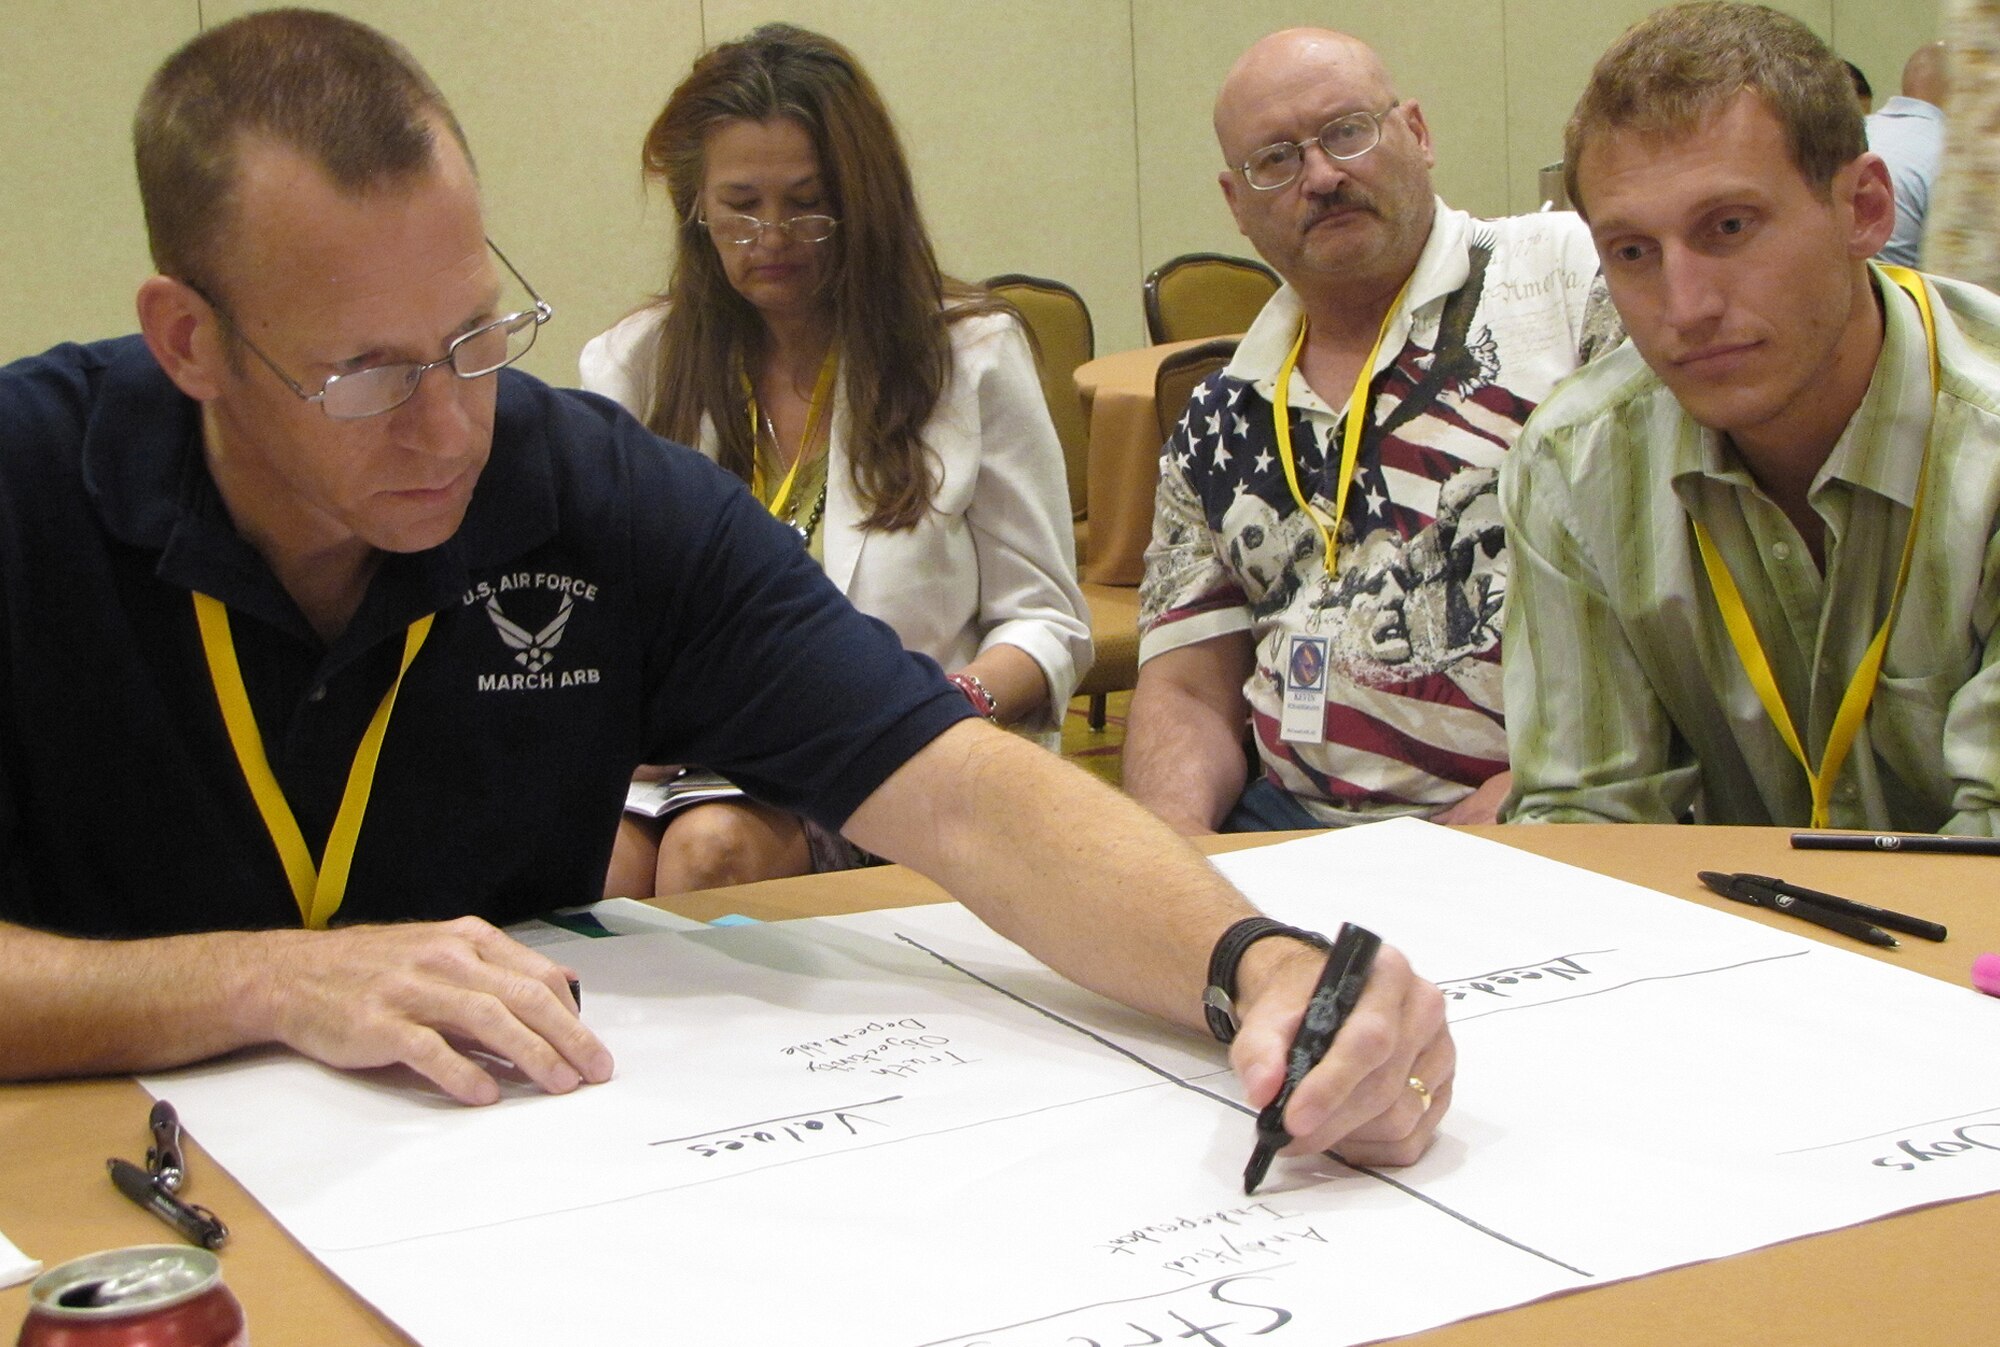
[17,1245,246,1346]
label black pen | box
[1734,872,1947,942]
[1792,831,2000,857]
[107,1157,229,1249]
[1696,871,1897,947]
[1243,922,1381,1196]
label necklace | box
[760,409,829,543]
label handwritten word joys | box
[1440,952,1606,1003]
[779,1017,980,1080]
[1871,1122,2000,1171]
[950,1274,1295,1347]
[680,1106,889,1160]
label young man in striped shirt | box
[1503,3,2000,833]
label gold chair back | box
[983,274,1095,519]
[1153,337,1241,446]
[1143,252,1279,346]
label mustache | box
[1301,185,1379,230]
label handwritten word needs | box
[1441,951,1611,1004]
[1871,1122,2000,1171]
[780,1017,981,1080]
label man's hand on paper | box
[249,918,615,1106]
[1230,937,1453,1166]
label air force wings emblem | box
[485,593,573,673]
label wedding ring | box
[1407,1075,1434,1114]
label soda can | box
[17,1245,247,1346]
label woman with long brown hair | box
[582,23,1090,897]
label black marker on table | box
[1792,831,2000,857]
[1243,922,1381,1196]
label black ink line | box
[1450,951,1810,1024]
[649,1095,904,1146]
[891,933,1247,1113]
[1777,1103,2000,1156]
[314,1077,1189,1253]
[895,933,1592,1281]
[1440,949,1618,984]
[1338,1161,1590,1276]
[909,1267,1295,1347]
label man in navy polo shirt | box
[0,9,1454,1165]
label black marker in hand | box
[1243,922,1382,1195]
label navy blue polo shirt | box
[0,337,971,937]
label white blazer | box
[579,306,1093,736]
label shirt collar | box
[1229,196,1467,394]
[1667,263,1933,509]
[1820,264,1934,508]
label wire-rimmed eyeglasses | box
[1240,102,1401,191]
[696,212,840,247]
[192,239,552,420]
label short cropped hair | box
[133,7,471,297]
[1564,2,1866,217]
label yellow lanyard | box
[193,593,434,929]
[1272,277,1413,579]
[746,344,839,518]
[1691,266,1938,828]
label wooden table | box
[5,825,1997,1344]
[1073,337,1216,585]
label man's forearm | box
[0,921,271,1080]
[847,723,1253,1029]
[1124,668,1254,835]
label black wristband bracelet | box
[1202,916,1335,1043]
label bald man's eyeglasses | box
[190,240,552,420]
[1240,102,1400,191]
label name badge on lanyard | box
[1281,632,1330,744]
[1271,280,1411,748]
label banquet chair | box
[983,273,1094,533]
[1143,252,1278,345]
[1153,337,1241,445]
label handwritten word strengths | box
[944,1273,1296,1347]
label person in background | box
[1123,28,1618,837]
[580,25,1090,898]
[1844,59,1874,113]
[1867,41,1949,266]
[1503,2,2000,833]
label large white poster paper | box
[143,821,2000,1345]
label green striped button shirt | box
[1500,266,2000,832]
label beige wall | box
[0,0,1942,376]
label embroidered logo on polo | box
[462,570,604,692]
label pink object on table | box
[1973,952,2000,998]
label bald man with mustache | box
[1127,28,1621,838]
